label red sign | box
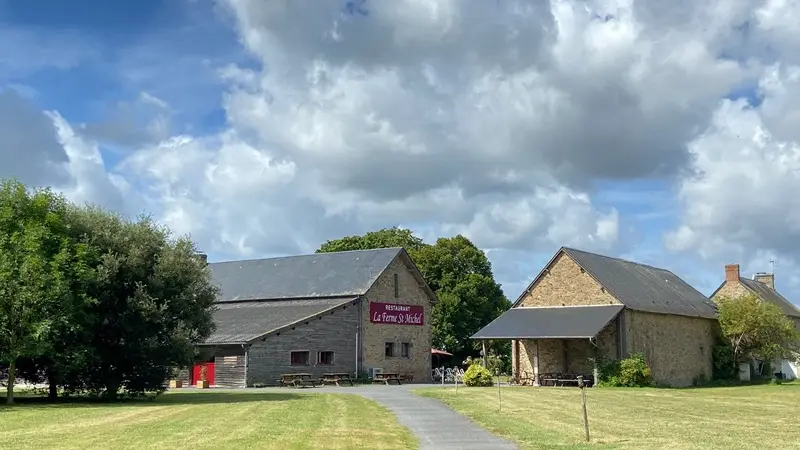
[370,302,424,326]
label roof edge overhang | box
[215,293,361,304]
[198,296,361,346]
[470,304,624,340]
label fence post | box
[496,368,501,412]
[578,376,590,442]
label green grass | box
[417,382,800,449]
[0,390,418,450]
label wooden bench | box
[279,373,318,388]
[371,372,403,385]
[322,373,355,387]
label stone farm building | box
[711,264,800,379]
[179,248,436,387]
[472,247,719,387]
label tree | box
[716,293,800,373]
[317,227,426,254]
[317,229,510,364]
[63,206,219,398]
[0,180,88,404]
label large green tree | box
[716,293,800,371]
[64,206,219,398]
[0,180,89,404]
[317,228,510,364]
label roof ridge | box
[562,247,672,273]
[515,304,622,309]
[211,247,403,265]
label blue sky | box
[1,0,799,306]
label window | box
[401,342,411,358]
[290,351,310,366]
[393,273,399,298]
[317,351,335,365]
[385,342,395,358]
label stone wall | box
[362,255,433,382]
[517,251,621,307]
[516,319,619,380]
[624,310,716,387]
[712,281,750,300]
[247,303,359,386]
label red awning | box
[431,348,452,356]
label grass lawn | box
[418,383,800,449]
[0,390,418,450]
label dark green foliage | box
[0,179,218,401]
[712,341,738,381]
[597,353,653,387]
[462,363,494,387]
[317,228,511,364]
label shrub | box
[597,353,653,387]
[462,363,494,387]
[712,341,738,381]
[463,353,506,375]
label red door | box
[191,362,216,386]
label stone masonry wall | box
[247,303,359,386]
[517,319,618,379]
[517,251,622,307]
[712,281,750,300]
[362,256,433,382]
[625,310,716,387]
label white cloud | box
[8,0,800,304]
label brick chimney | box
[725,264,740,282]
[754,272,775,289]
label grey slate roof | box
[209,248,402,302]
[739,278,800,318]
[513,247,718,319]
[471,305,624,339]
[203,297,357,344]
[562,247,718,319]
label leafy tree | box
[716,293,800,372]
[317,227,425,254]
[317,229,510,364]
[0,180,88,404]
[60,206,219,399]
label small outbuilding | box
[180,247,436,387]
[472,247,719,387]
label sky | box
[2,0,800,306]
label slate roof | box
[203,297,358,345]
[209,248,402,302]
[514,247,718,319]
[471,305,624,340]
[738,278,800,318]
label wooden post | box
[578,376,590,442]
[496,368,502,412]
[482,340,488,367]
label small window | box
[290,351,310,366]
[393,273,399,298]
[385,342,395,358]
[317,351,334,365]
[401,342,411,358]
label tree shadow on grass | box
[0,391,306,410]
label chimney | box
[754,272,775,289]
[196,252,208,266]
[725,264,740,282]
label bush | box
[712,342,738,381]
[597,353,653,387]
[462,363,494,387]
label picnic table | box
[278,373,318,388]
[322,372,355,387]
[539,373,593,387]
[372,372,403,385]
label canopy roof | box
[471,304,624,340]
